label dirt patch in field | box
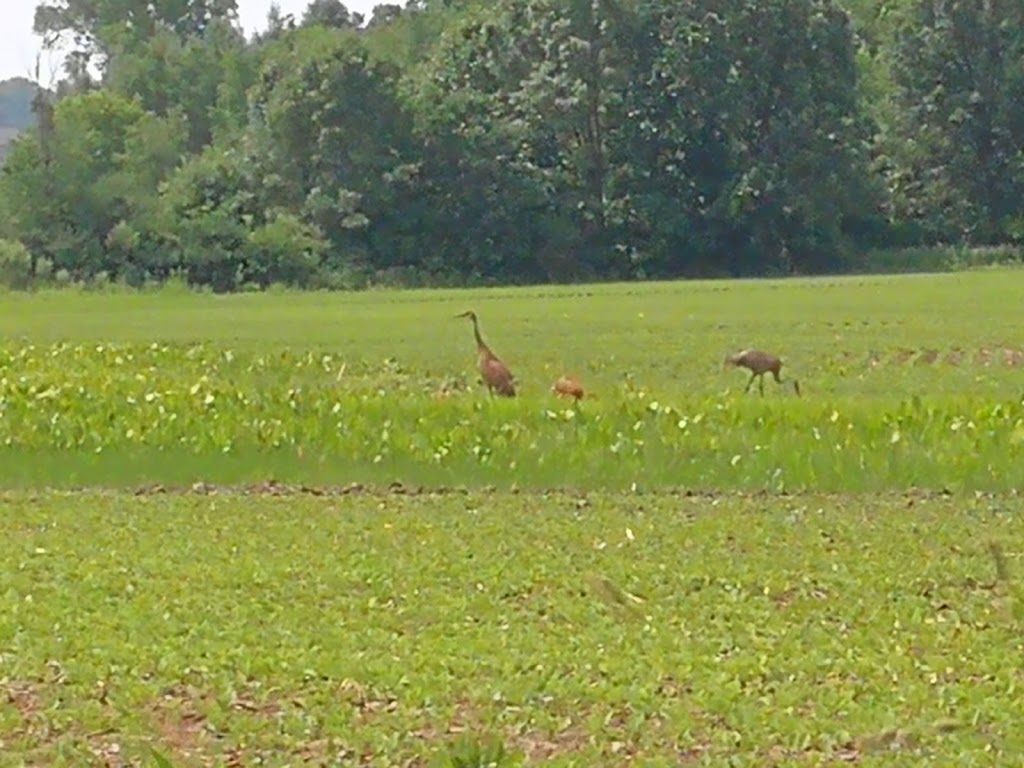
[291,737,357,764]
[147,681,393,765]
[892,347,916,364]
[4,679,136,766]
[11,482,1007,509]
[845,346,1024,370]
[2,679,48,750]
[851,348,1024,372]
[407,697,599,764]
[146,684,218,766]
[90,483,995,503]
[410,699,488,742]
[969,346,1024,368]
[760,742,861,764]
[516,726,593,763]
[145,682,318,766]
[131,479,424,498]
[3,680,42,722]
[943,348,965,366]
[334,678,400,719]
[87,735,133,768]
[769,587,799,609]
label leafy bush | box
[246,213,328,288]
[0,239,34,289]
[177,206,248,292]
[156,145,265,292]
[855,245,1024,274]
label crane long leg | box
[745,372,756,394]
[759,375,765,396]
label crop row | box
[1,342,1023,490]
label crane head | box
[455,310,477,321]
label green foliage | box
[33,0,240,60]
[301,0,364,28]
[1,488,1022,763]
[884,0,1024,243]
[155,141,264,291]
[855,244,1024,274]
[153,139,335,290]
[104,19,256,151]
[0,90,189,280]
[407,0,646,281]
[1,269,1024,490]
[436,734,519,767]
[251,26,423,273]
[676,0,879,273]
[246,213,328,288]
[6,0,1022,287]
[5,336,1024,491]
[149,749,177,768]
[0,239,34,289]
[1,266,1024,762]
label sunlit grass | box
[2,489,1023,765]
[2,268,1024,491]
[3,271,1024,765]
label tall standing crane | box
[456,310,516,397]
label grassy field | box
[2,270,1024,765]
[2,270,1024,490]
[3,488,1024,766]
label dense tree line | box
[0,0,1022,291]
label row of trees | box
[0,0,1022,290]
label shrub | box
[0,239,34,289]
[246,213,328,288]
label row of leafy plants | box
[2,341,1022,490]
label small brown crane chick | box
[456,310,516,397]
[724,349,801,397]
[552,375,585,402]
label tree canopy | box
[1,0,1021,290]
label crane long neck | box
[472,317,487,352]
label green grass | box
[2,488,1023,765]
[3,271,1024,765]
[2,270,1024,491]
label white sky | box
[1,0,382,84]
